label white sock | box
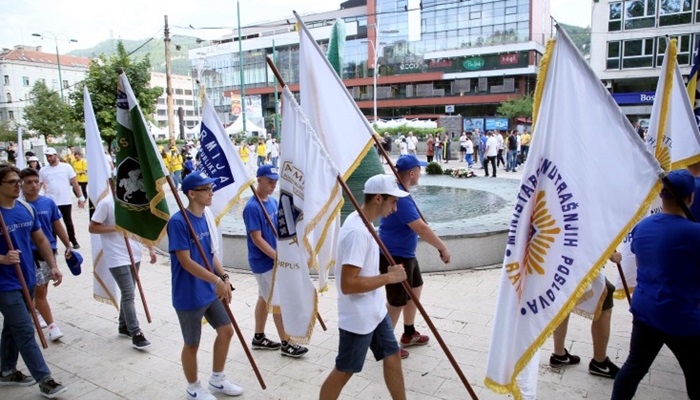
[210,371,224,382]
[48,323,56,330]
[187,381,201,390]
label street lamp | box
[362,39,386,123]
[32,32,78,102]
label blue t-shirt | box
[379,184,421,258]
[167,210,217,310]
[689,177,700,220]
[631,213,700,336]
[0,202,42,291]
[27,196,61,251]
[243,196,278,274]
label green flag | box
[115,71,170,244]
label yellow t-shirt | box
[168,152,183,172]
[521,133,531,146]
[71,159,88,183]
[239,145,249,163]
[256,143,267,157]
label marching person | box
[319,174,409,400]
[243,165,308,358]
[612,170,700,399]
[168,171,243,400]
[70,151,88,200]
[89,190,155,350]
[0,164,67,398]
[19,168,73,342]
[379,155,451,359]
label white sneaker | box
[48,325,63,342]
[186,381,215,400]
[35,311,47,329]
[208,375,243,396]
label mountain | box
[67,35,201,76]
[558,23,591,56]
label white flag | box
[484,26,662,399]
[197,88,255,225]
[16,127,25,170]
[297,13,375,291]
[275,86,343,342]
[84,86,120,310]
[614,38,700,298]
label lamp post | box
[32,32,77,102]
[237,0,247,134]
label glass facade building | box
[190,0,550,129]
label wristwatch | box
[220,273,230,281]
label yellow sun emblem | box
[656,144,671,172]
[507,190,561,299]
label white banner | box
[484,27,662,399]
[274,86,343,343]
[84,86,119,310]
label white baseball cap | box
[363,175,409,198]
[44,147,57,155]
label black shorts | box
[602,278,615,311]
[379,254,423,307]
[460,145,467,152]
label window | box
[8,111,14,120]
[622,38,654,68]
[657,35,692,65]
[22,76,29,86]
[5,92,11,103]
[62,80,68,89]
[659,0,692,26]
[470,11,481,19]
[607,41,621,69]
[624,0,655,30]
[3,75,8,85]
[609,2,622,31]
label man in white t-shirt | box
[89,195,156,350]
[39,147,85,249]
[484,132,499,178]
[407,132,417,155]
[319,174,409,400]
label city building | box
[0,45,90,126]
[590,0,700,122]
[190,0,552,132]
[149,72,199,139]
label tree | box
[68,41,163,147]
[23,81,74,140]
[0,121,20,143]
[497,94,533,120]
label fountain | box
[160,174,519,272]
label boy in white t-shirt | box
[319,175,409,400]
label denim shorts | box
[175,299,230,346]
[33,249,57,286]
[335,314,400,373]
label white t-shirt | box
[485,136,499,157]
[407,136,417,150]
[460,134,468,147]
[39,162,77,206]
[496,134,504,150]
[399,141,408,155]
[91,196,143,268]
[335,211,387,334]
[465,139,474,154]
[269,142,279,158]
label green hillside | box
[68,35,200,75]
[558,23,591,56]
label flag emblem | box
[116,157,147,206]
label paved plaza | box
[1,162,688,400]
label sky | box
[0,0,591,54]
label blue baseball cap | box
[396,154,427,172]
[65,250,83,276]
[257,165,279,180]
[661,169,695,199]
[181,170,217,194]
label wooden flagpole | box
[167,176,266,390]
[249,185,328,331]
[0,210,48,349]
[614,262,632,306]
[266,54,477,399]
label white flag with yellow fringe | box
[484,25,662,399]
[614,38,700,299]
[275,86,343,342]
[84,86,120,310]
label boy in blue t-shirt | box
[20,168,73,343]
[242,165,308,358]
[0,165,67,398]
[167,171,242,400]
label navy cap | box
[396,154,427,172]
[65,250,83,276]
[257,164,279,180]
[661,169,695,199]
[181,170,217,194]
